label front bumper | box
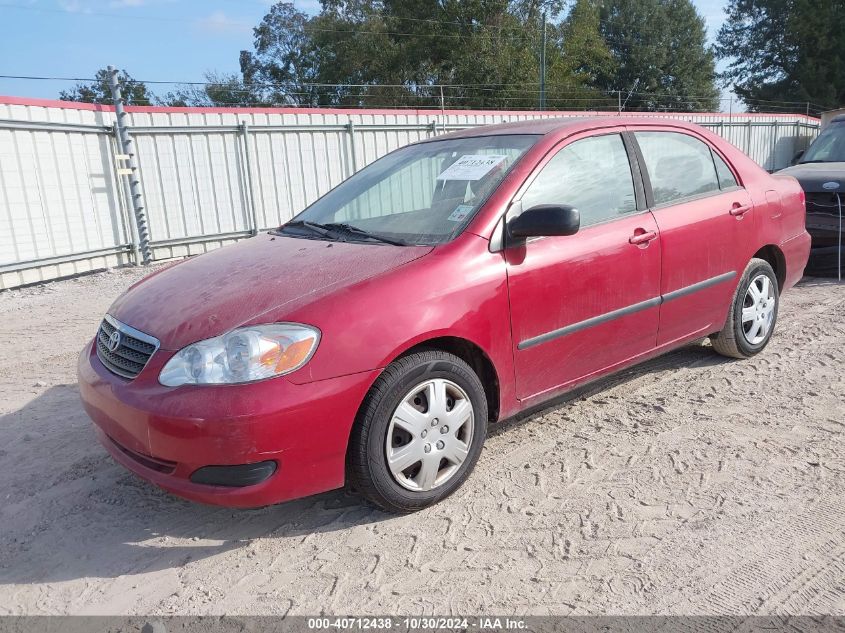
[78,340,378,507]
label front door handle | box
[729,203,751,217]
[629,230,658,246]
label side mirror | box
[508,204,580,240]
[791,150,804,165]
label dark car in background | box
[778,113,845,277]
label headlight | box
[159,323,320,386]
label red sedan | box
[78,117,810,512]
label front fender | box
[279,234,518,418]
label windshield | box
[801,122,845,163]
[282,134,538,245]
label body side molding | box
[517,271,737,350]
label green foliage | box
[62,1,723,112]
[240,2,323,105]
[596,0,719,111]
[716,0,845,111]
[232,0,718,111]
[546,0,617,109]
[158,72,262,107]
[59,68,152,106]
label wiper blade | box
[323,222,409,246]
[277,220,339,238]
[798,160,832,164]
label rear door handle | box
[729,203,751,217]
[629,230,658,245]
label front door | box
[504,131,662,400]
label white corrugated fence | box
[0,96,821,290]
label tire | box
[710,258,779,359]
[347,349,488,513]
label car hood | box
[109,234,433,350]
[777,162,845,193]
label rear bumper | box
[781,231,812,290]
[78,340,378,507]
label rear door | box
[630,129,755,346]
[505,130,662,400]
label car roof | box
[428,115,707,142]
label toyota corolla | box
[78,117,810,512]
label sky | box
[0,0,733,107]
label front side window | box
[284,134,538,245]
[519,133,637,228]
[635,131,720,205]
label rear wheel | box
[711,258,779,359]
[347,350,487,513]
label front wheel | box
[711,258,779,359]
[347,350,488,513]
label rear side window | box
[520,133,637,228]
[635,132,720,205]
[712,152,739,189]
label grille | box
[95,315,159,379]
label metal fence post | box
[239,121,260,235]
[107,66,152,264]
[112,125,140,264]
[745,119,752,158]
[769,121,778,171]
[346,122,359,174]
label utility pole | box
[539,11,547,111]
[108,65,151,264]
[617,90,622,113]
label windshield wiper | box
[322,222,409,246]
[798,159,834,164]
[276,220,341,239]
[276,220,408,246]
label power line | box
[0,74,821,104]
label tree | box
[239,2,323,106]
[716,0,845,112]
[59,68,152,105]
[596,0,719,111]
[136,0,724,112]
[545,0,617,110]
[158,71,262,108]
[238,0,546,109]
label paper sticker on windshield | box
[448,204,474,222]
[437,154,508,181]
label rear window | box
[635,132,720,205]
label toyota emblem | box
[107,330,121,352]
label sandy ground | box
[0,266,843,617]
